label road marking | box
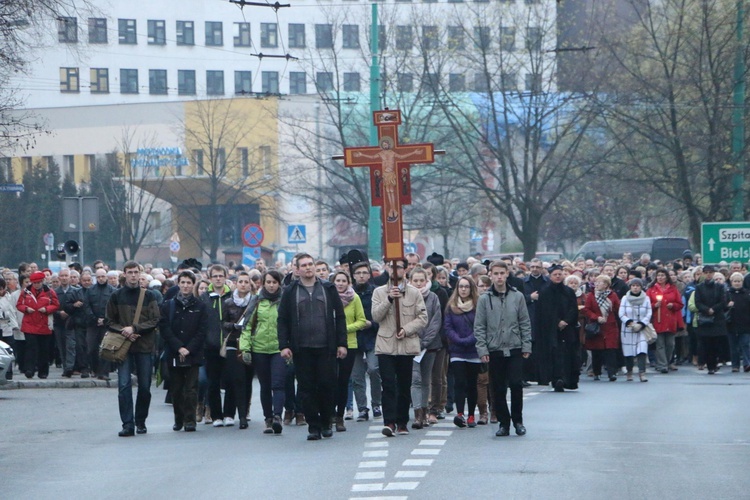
[349,497,407,500]
[395,470,427,478]
[365,441,389,448]
[351,483,383,492]
[419,439,446,446]
[430,422,454,428]
[425,430,452,437]
[403,458,434,466]
[363,450,388,458]
[411,448,440,455]
[384,482,419,491]
[355,471,386,480]
[369,425,383,431]
[359,461,387,468]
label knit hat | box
[682,249,693,259]
[30,271,45,283]
[628,278,644,288]
[702,265,716,273]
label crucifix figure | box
[341,109,436,260]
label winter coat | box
[646,283,683,334]
[200,284,232,352]
[84,282,115,327]
[474,286,532,358]
[354,282,379,352]
[105,285,160,354]
[57,285,87,329]
[16,285,59,335]
[583,290,621,350]
[239,296,280,354]
[619,292,651,357]
[222,293,253,350]
[343,294,367,349]
[726,287,750,335]
[372,282,428,356]
[693,279,728,337]
[420,292,442,351]
[0,291,19,336]
[160,295,208,366]
[444,307,479,360]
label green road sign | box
[701,222,750,263]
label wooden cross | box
[339,109,436,260]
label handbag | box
[642,324,658,344]
[99,288,146,363]
[584,321,601,340]
[697,314,714,327]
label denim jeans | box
[410,351,436,409]
[118,352,153,430]
[253,352,286,419]
[351,348,381,411]
[727,332,750,368]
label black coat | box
[84,282,115,327]
[56,285,86,329]
[524,274,549,338]
[727,288,750,335]
[200,287,232,352]
[535,281,579,386]
[160,295,209,366]
[611,277,629,299]
[694,280,728,337]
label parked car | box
[573,237,691,263]
[0,340,14,385]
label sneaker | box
[263,418,274,434]
[283,410,294,425]
[396,425,409,435]
[436,411,446,420]
[356,409,369,422]
[372,406,382,419]
[467,415,477,428]
[213,419,225,427]
[203,406,212,424]
[453,414,466,428]
[223,417,235,427]
[295,413,307,426]
[272,415,283,434]
[344,408,354,421]
[382,424,395,437]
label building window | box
[261,23,278,48]
[526,27,542,52]
[397,73,413,92]
[421,73,440,92]
[90,68,109,93]
[447,26,464,50]
[118,19,137,44]
[205,21,223,46]
[0,157,11,181]
[58,17,77,43]
[525,0,540,4]
[396,26,412,50]
[148,20,166,45]
[343,72,360,92]
[178,69,196,95]
[316,72,334,92]
[422,26,439,51]
[149,69,167,95]
[22,157,32,174]
[235,71,252,95]
[500,27,515,52]
[234,23,251,47]
[176,21,194,45]
[449,73,465,92]
[215,148,227,174]
[289,72,307,94]
[525,72,542,92]
[343,25,360,49]
[288,24,305,48]
[474,72,490,92]
[474,26,491,51]
[84,154,95,178]
[88,18,107,44]
[259,145,271,176]
[192,149,204,174]
[238,147,249,176]
[207,70,225,96]
[60,67,80,93]
[500,72,517,91]
[63,155,75,180]
[262,71,279,94]
[120,69,138,93]
[316,24,333,49]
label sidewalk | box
[1,365,115,390]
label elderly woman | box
[646,268,684,374]
[619,278,652,382]
[726,272,750,372]
[584,275,621,381]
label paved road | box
[1,368,749,499]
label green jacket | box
[344,294,368,349]
[239,297,280,354]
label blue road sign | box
[288,225,307,244]
[404,242,417,254]
[243,246,261,266]
[0,184,24,193]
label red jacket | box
[583,290,621,350]
[16,285,59,335]
[646,283,683,333]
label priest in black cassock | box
[535,265,580,391]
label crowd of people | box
[1,247,747,440]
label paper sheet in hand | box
[414,349,427,363]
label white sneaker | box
[344,408,354,421]
[223,417,235,426]
[213,419,224,427]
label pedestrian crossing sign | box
[288,225,307,244]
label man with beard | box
[536,264,580,391]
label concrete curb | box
[1,378,115,390]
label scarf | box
[430,280,440,293]
[232,289,252,308]
[626,290,646,307]
[418,281,431,298]
[451,297,474,314]
[259,286,281,303]
[338,286,356,307]
[595,290,612,319]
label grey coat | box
[474,287,532,358]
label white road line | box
[430,422,454,428]
[419,439,446,446]
[384,482,419,491]
[411,448,440,455]
[425,430,452,437]
[365,441,389,448]
[366,433,384,439]
[351,483,384,492]
[363,450,389,458]
[359,461,387,468]
[395,470,427,478]
[355,471,386,480]
[349,497,407,500]
[369,425,383,431]
[403,458,434,466]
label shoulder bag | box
[642,323,658,344]
[584,321,600,340]
[99,288,146,363]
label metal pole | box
[368,3,382,261]
[316,103,323,259]
[732,0,745,220]
[78,197,85,264]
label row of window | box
[57,17,543,52]
[59,67,543,95]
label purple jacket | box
[444,308,479,360]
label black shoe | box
[136,425,147,434]
[118,428,135,437]
[321,427,333,438]
[307,430,322,441]
[239,418,248,430]
[184,424,196,432]
[382,424,395,437]
[272,415,283,434]
[38,374,47,379]
[80,370,90,379]
[495,425,510,437]
[62,370,72,378]
[659,369,668,374]
[608,376,617,382]
[553,380,565,392]
[514,423,527,436]
[24,372,34,379]
[173,423,183,431]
